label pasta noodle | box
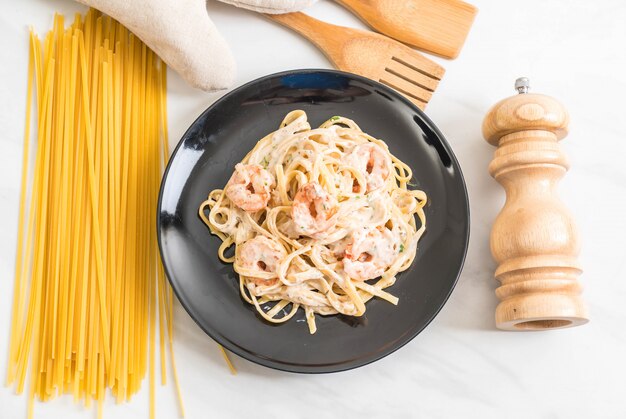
[6,9,190,418]
[200,111,427,334]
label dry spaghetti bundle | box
[6,10,185,418]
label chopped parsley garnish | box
[261,156,269,169]
[330,116,340,121]
[399,243,405,253]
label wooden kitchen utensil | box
[334,0,477,59]
[482,78,589,331]
[266,12,444,110]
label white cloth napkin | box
[77,0,317,91]
[218,0,316,13]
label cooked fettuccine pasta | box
[199,110,427,334]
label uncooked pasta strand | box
[7,10,185,418]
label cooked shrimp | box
[225,163,274,212]
[344,143,391,192]
[342,226,397,281]
[292,182,337,237]
[237,236,287,286]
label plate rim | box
[157,68,471,374]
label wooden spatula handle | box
[335,0,377,16]
[267,12,372,72]
[482,78,589,331]
[266,12,349,57]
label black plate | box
[157,70,470,373]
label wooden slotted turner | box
[334,0,478,59]
[267,12,444,110]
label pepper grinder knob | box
[482,78,589,330]
[514,76,530,94]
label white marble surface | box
[1,0,625,418]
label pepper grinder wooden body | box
[482,78,588,330]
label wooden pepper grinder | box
[482,78,589,330]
